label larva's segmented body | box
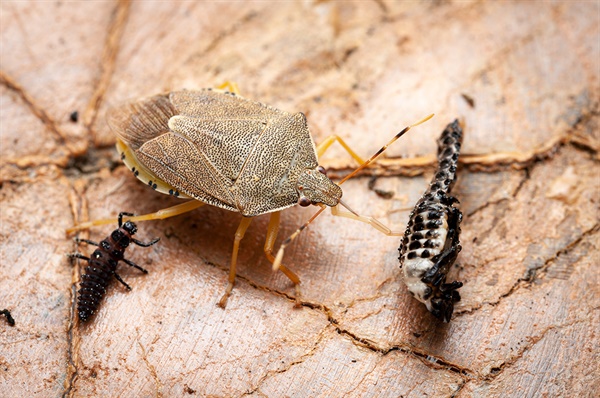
[68,213,159,323]
[399,120,463,322]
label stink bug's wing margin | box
[107,94,176,151]
[108,94,192,199]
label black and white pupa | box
[399,120,464,322]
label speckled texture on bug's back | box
[109,89,321,217]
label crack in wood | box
[455,223,599,317]
[479,317,592,382]
[84,0,131,143]
[136,335,163,398]
[0,70,68,144]
[240,323,332,397]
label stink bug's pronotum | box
[68,212,159,322]
[399,120,464,322]
[68,82,431,307]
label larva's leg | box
[74,238,99,246]
[263,211,301,305]
[218,217,254,308]
[132,237,160,247]
[67,200,205,234]
[112,272,132,290]
[122,258,149,274]
[67,253,90,262]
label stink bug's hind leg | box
[263,211,302,306]
[218,217,254,308]
[66,200,205,234]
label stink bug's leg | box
[132,237,160,247]
[218,216,254,308]
[74,238,99,246]
[66,200,205,234]
[316,135,366,165]
[113,272,132,290]
[263,211,302,305]
[216,81,241,95]
[330,204,403,236]
[122,258,149,274]
[273,206,327,271]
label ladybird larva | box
[68,212,159,322]
[399,120,464,322]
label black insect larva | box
[1,309,15,326]
[68,212,159,323]
[399,120,464,322]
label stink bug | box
[68,83,431,307]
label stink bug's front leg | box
[218,216,253,308]
[263,211,302,305]
[330,205,403,236]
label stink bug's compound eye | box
[298,197,311,207]
[317,166,327,175]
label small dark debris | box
[368,176,394,199]
[1,309,15,326]
[461,93,476,108]
[184,385,196,394]
[69,110,79,123]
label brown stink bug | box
[68,82,431,307]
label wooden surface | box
[1,1,598,397]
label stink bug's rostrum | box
[68,82,432,307]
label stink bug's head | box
[296,166,342,208]
[273,113,435,272]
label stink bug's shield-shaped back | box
[109,90,325,217]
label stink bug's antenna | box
[272,113,434,271]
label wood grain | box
[1,1,598,397]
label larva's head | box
[122,221,137,236]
